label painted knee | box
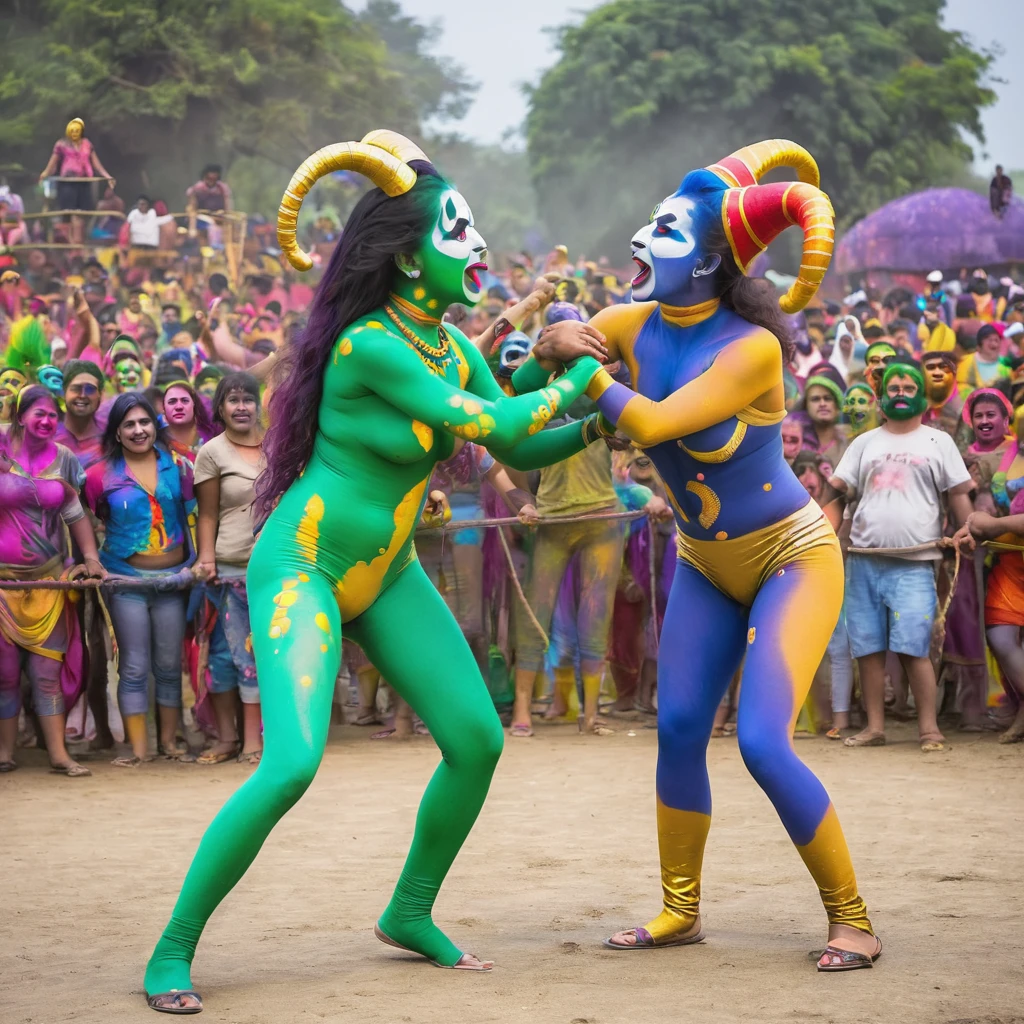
[442,710,504,773]
[736,722,789,793]
[658,702,713,752]
[268,743,323,809]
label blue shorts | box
[845,555,937,659]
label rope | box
[496,522,549,650]
[0,569,196,591]
[418,508,645,535]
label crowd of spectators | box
[1,158,1024,775]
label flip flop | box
[112,755,143,768]
[158,743,197,763]
[0,760,16,773]
[237,749,263,765]
[817,938,882,972]
[373,923,493,971]
[602,925,705,950]
[843,734,886,748]
[50,762,92,777]
[825,727,843,740]
[146,990,204,1014]
[509,722,533,738]
[196,743,241,765]
[919,739,946,752]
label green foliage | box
[0,0,467,210]
[526,0,996,260]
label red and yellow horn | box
[709,140,833,313]
[707,139,820,189]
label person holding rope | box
[828,361,973,752]
[0,385,105,776]
[556,139,881,969]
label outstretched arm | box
[348,325,600,448]
[587,331,782,447]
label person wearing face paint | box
[142,130,610,1013]
[843,383,879,439]
[862,341,896,398]
[0,386,105,777]
[0,367,29,424]
[192,373,265,765]
[940,388,1017,732]
[84,394,196,768]
[829,362,973,752]
[162,380,215,465]
[546,139,877,969]
[921,350,964,441]
[193,365,224,408]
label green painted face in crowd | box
[392,187,488,313]
[115,358,142,392]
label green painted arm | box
[348,324,599,447]
[510,356,554,395]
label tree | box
[0,0,468,210]
[525,0,996,261]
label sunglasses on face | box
[68,383,100,397]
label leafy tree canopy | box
[0,0,469,211]
[526,0,996,260]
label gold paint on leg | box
[644,800,711,942]
[296,494,324,565]
[796,804,873,934]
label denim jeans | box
[108,590,187,715]
[206,581,259,704]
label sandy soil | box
[2,720,1022,1024]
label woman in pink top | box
[38,118,115,244]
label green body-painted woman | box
[143,131,610,1013]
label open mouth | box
[465,261,487,291]
[631,256,651,287]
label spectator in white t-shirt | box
[827,361,973,753]
[125,195,174,249]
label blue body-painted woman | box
[578,141,880,970]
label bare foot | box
[581,715,615,736]
[453,952,494,971]
[843,729,885,747]
[996,704,1024,744]
[147,991,203,1012]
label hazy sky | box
[355,0,1023,170]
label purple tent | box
[835,188,1024,274]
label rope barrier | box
[0,570,196,591]
[417,507,647,534]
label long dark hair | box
[701,209,795,363]
[102,392,167,461]
[255,163,448,522]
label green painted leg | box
[348,560,504,967]
[144,564,342,998]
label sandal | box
[158,743,197,763]
[351,711,380,726]
[602,924,705,950]
[237,749,263,765]
[919,739,946,752]
[825,727,843,741]
[374,923,493,971]
[817,937,882,972]
[509,722,533,738]
[146,990,204,1014]
[0,760,16,773]
[197,742,241,765]
[579,716,615,736]
[843,733,886,748]
[112,755,143,768]
[50,762,92,777]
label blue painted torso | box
[632,307,808,541]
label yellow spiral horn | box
[360,129,430,165]
[277,141,418,271]
[707,139,820,190]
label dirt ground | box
[3,719,1022,1024]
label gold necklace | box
[384,304,450,359]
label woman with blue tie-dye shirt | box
[84,393,196,767]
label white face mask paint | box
[430,189,488,302]
[629,195,698,301]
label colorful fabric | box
[52,138,94,179]
[84,445,195,576]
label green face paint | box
[393,188,488,313]
[115,358,142,392]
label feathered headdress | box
[5,316,51,381]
